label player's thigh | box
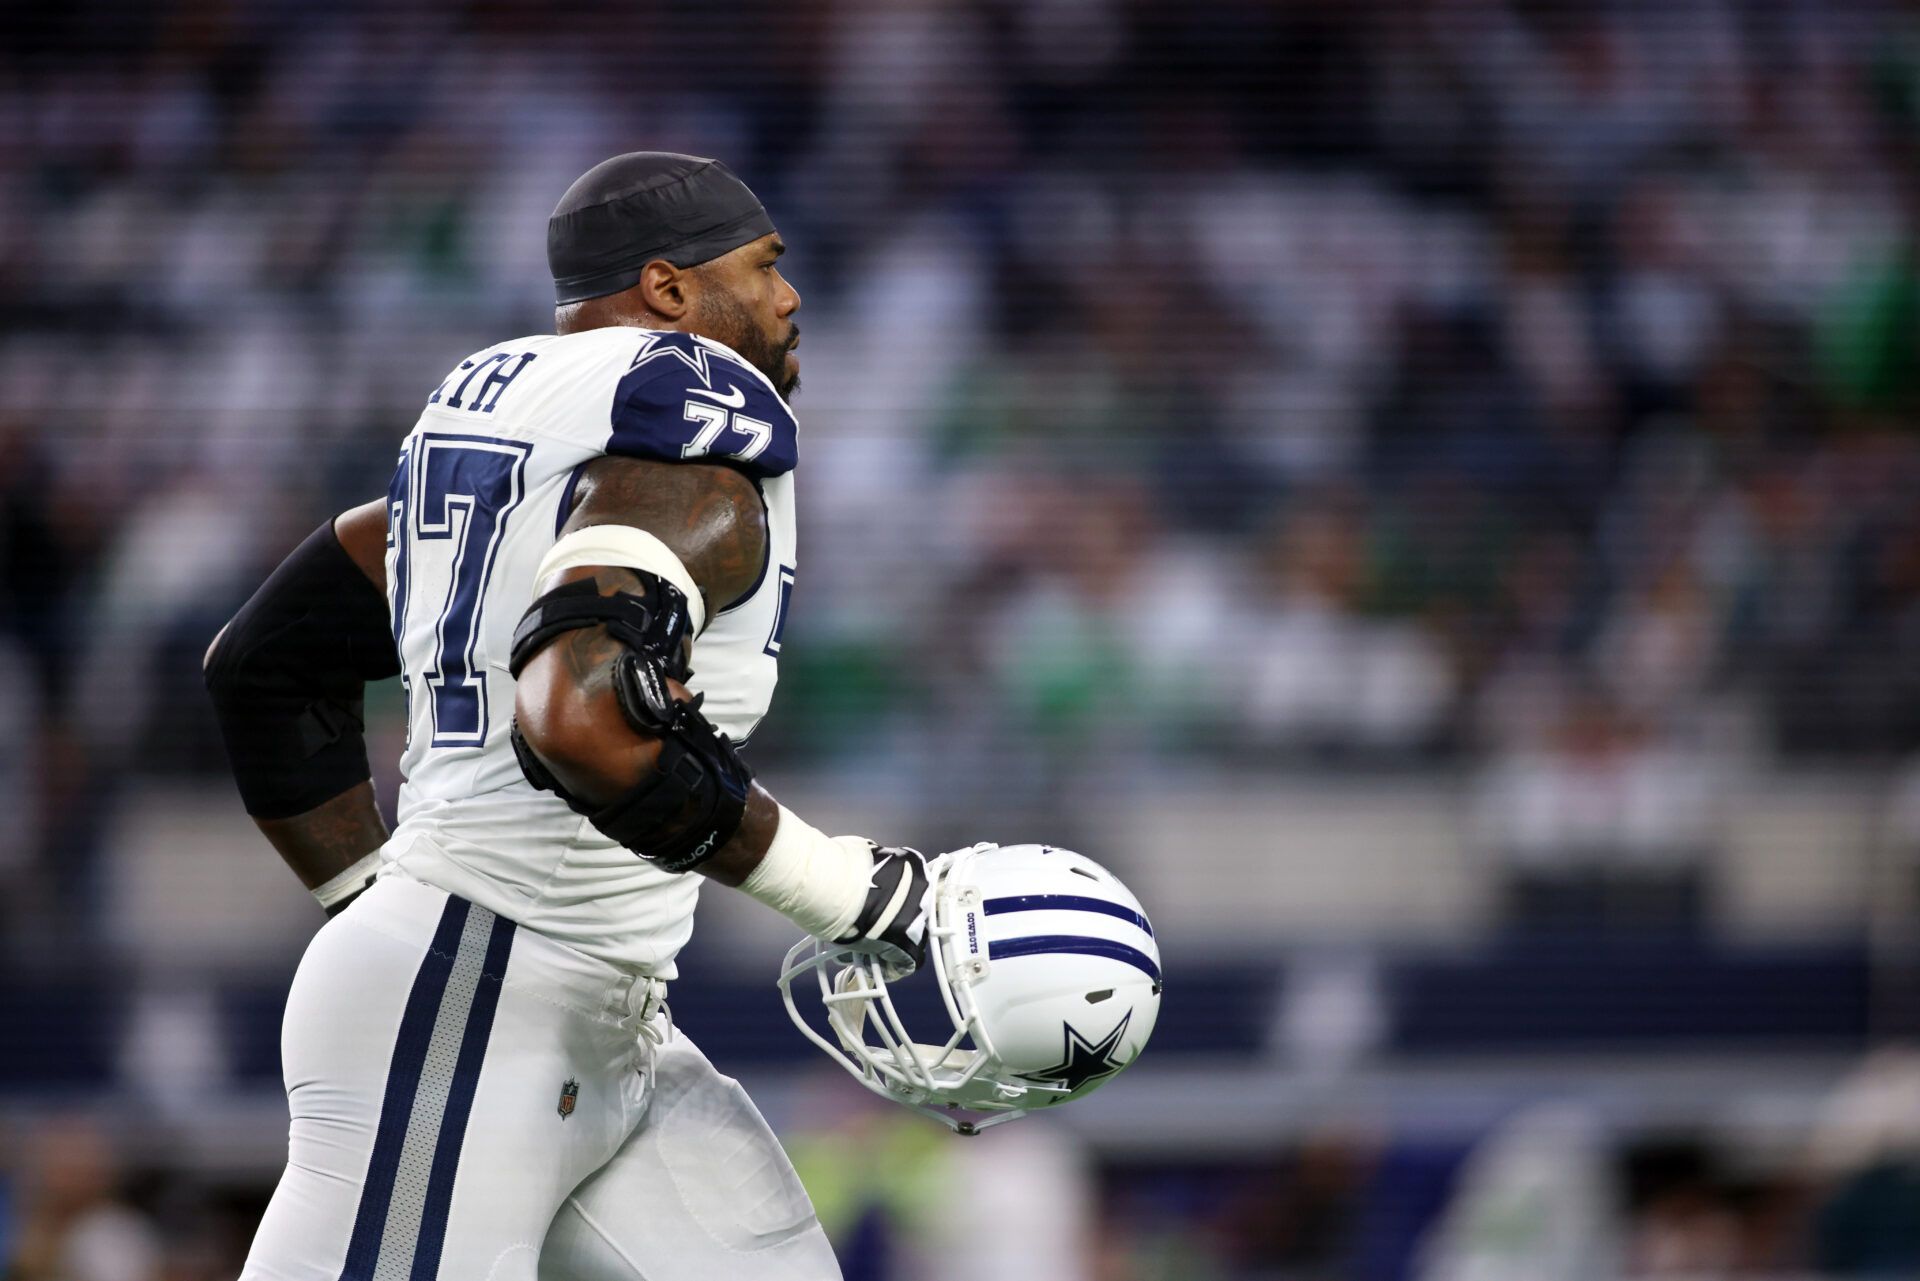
[433,981,646,1280]
[244,900,433,1280]
[539,1032,840,1281]
[243,888,642,1281]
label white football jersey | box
[377,327,799,976]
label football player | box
[205,153,930,1281]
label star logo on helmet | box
[1017,1011,1132,1094]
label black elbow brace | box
[508,576,751,874]
[204,522,399,819]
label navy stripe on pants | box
[408,912,517,1281]
[336,896,515,1281]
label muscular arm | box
[255,779,389,892]
[334,497,391,586]
[505,454,927,967]
[513,456,777,886]
[207,498,395,899]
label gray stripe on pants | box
[372,903,497,1281]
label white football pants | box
[240,875,841,1281]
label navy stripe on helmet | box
[408,912,516,1281]
[339,897,471,1281]
[988,934,1162,984]
[982,894,1154,937]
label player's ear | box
[636,260,691,321]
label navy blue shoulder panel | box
[607,332,797,478]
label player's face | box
[691,235,802,399]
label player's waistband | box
[348,874,667,1031]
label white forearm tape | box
[312,851,383,912]
[738,805,874,940]
[535,525,707,635]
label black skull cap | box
[547,152,777,305]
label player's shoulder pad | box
[607,331,797,479]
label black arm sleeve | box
[204,521,400,819]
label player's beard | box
[695,288,800,401]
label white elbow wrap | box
[535,525,707,635]
[738,806,875,940]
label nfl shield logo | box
[557,1078,579,1119]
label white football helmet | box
[778,842,1161,1134]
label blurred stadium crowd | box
[5,0,1920,1276]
